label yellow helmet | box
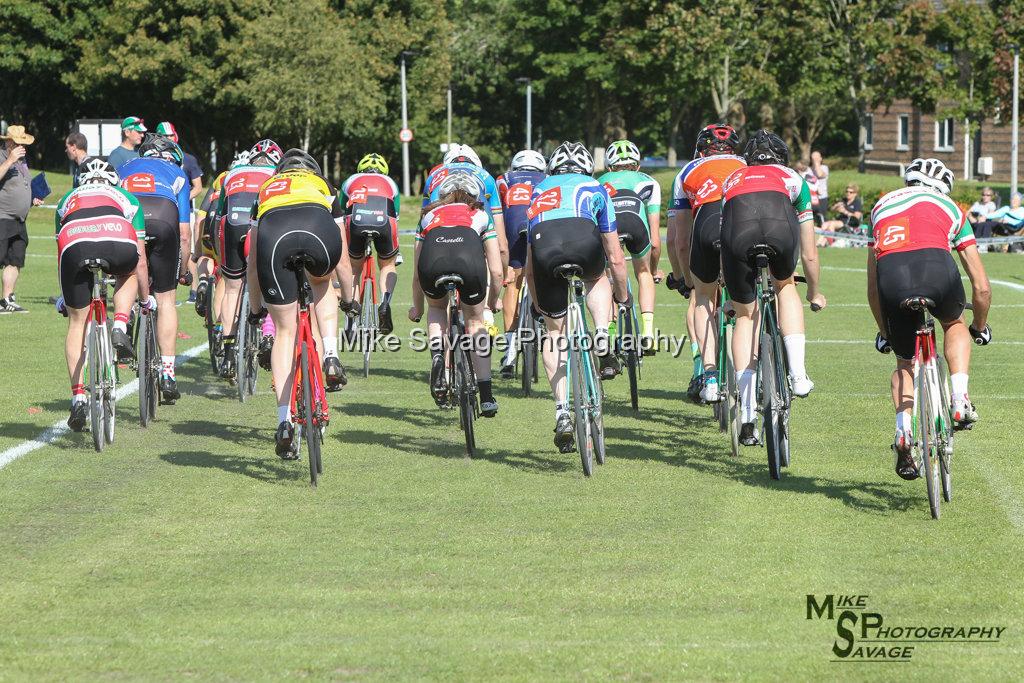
[357,153,389,175]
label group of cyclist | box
[52,120,994,480]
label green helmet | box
[605,140,641,168]
[357,153,389,175]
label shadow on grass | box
[160,449,304,483]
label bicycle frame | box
[563,271,605,473]
[289,275,328,431]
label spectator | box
[795,160,823,225]
[823,184,863,231]
[106,116,146,170]
[967,187,999,240]
[810,150,829,225]
[65,132,89,187]
[156,121,204,302]
[987,192,1024,238]
[0,125,42,313]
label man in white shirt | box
[810,150,829,225]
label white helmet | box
[510,149,546,172]
[78,157,119,186]
[904,157,954,195]
[230,150,251,169]
[605,139,641,168]
[443,143,482,167]
[547,141,594,175]
[437,169,485,199]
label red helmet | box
[694,123,740,158]
[249,139,283,165]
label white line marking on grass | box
[0,343,206,471]
[807,339,1024,346]
[823,265,1024,296]
[976,467,1024,533]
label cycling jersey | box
[722,164,812,223]
[215,165,275,225]
[868,187,975,259]
[117,157,191,224]
[418,203,494,241]
[597,169,661,229]
[423,162,502,216]
[526,174,616,238]
[497,170,546,235]
[54,185,145,240]
[341,172,401,214]
[198,171,226,217]
[253,169,343,219]
[669,154,746,215]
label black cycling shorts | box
[417,227,488,306]
[720,191,800,305]
[59,240,138,309]
[689,202,723,285]
[507,228,528,270]
[615,211,651,257]
[530,217,605,318]
[347,196,399,259]
[218,218,250,280]
[876,248,965,360]
[255,204,343,306]
[201,211,217,259]
[138,196,181,294]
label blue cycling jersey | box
[527,173,616,242]
[497,169,546,236]
[117,157,191,224]
[422,162,503,215]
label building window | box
[864,114,874,150]
[935,118,954,152]
[897,115,910,151]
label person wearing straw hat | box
[107,116,146,170]
[0,124,40,313]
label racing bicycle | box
[513,283,542,397]
[437,275,479,457]
[134,300,159,427]
[714,284,740,457]
[615,276,642,415]
[82,261,118,451]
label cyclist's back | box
[497,168,545,267]
[342,171,401,258]
[216,163,275,278]
[597,168,659,257]
[424,161,501,217]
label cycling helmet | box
[443,143,482,167]
[229,150,251,169]
[509,149,546,172]
[743,129,789,166]
[78,157,119,186]
[138,133,184,166]
[356,153,389,175]
[249,139,283,166]
[904,157,954,195]
[605,140,641,168]
[695,123,740,157]
[437,169,485,199]
[275,148,322,175]
[547,141,594,175]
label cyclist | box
[117,133,192,403]
[409,171,504,416]
[55,158,153,430]
[526,141,629,451]
[670,124,746,402]
[247,149,346,458]
[340,152,400,334]
[720,130,825,446]
[597,139,662,354]
[495,149,546,377]
[866,158,991,480]
[194,151,248,320]
[213,139,281,379]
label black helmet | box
[743,129,789,166]
[694,123,740,158]
[275,149,322,175]
[138,133,184,166]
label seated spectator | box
[967,187,998,239]
[987,192,1024,235]
[817,184,863,247]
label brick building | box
[863,100,1022,182]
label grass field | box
[1,175,1023,680]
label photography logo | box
[806,594,1006,663]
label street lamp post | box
[400,50,415,196]
[516,77,532,150]
[1013,45,1020,196]
[447,84,453,145]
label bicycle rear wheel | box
[360,281,375,378]
[624,331,640,415]
[521,334,535,396]
[301,342,322,487]
[920,364,941,519]
[586,347,606,465]
[571,339,593,477]
[87,325,104,452]
[773,332,791,469]
[235,288,251,402]
[457,348,477,457]
[937,357,953,502]
[102,328,116,444]
[137,312,151,427]
[147,311,159,416]
[759,330,781,480]
[206,279,221,375]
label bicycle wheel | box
[586,347,606,465]
[623,312,640,414]
[87,324,104,452]
[521,333,535,396]
[245,313,260,396]
[147,311,159,417]
[773,332,791,469]
[206,279,221,375]
[137,311,151,427]
[919,365,941,519]
[570,333,593,477]
[457,348,477,457]
[300,342,322,487]
[102,328,116,444]
[759,329,781,480]
[937,357,953,502]
[360,281,375,378]
[235,288,250,402]
[725,325,741,457]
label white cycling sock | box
[895,410,911,438]
[951,372,969,403]
[737,369,757,423]
[322,336,338,359]
[503,333,516,363]
[161,355,175,379]
[555,402,569,419]
[783,334,807,378]
[277,404,290,424]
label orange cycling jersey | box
[670,154,746,214]
[255,170,338,218]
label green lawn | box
[1,177,1022,680]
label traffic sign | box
[399,128,414,143]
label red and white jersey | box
[341,172,399,204]
[669,154,746,215]
[722,164,813,223]
[869,187,975,259]
[57,215,138,256]
[417,203,494,241]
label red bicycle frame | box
[289,305,329,428]
[914,323,937,366]
[359,252,377,306]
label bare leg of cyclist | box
[463,302,497,414]
[693,278,719,401]
[941,317,976,425]
[267,301,297,408]
[731,300,762,440]
[585,276,619,380]
[426,297,448,402]
[218,276,244,378]
[311,273,344,390]
[891,359,917,478]
[156,289,177,369]
[774,278,813,396]
[634,251,656,350]
[377,254,397,335]
[499,267,523,373]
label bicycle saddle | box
[285,254,316,271]
[81,258,111,271]
[746,243,777,265]
[900,297,935,312]
[553,264,583,280]
[435,274,464,289]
